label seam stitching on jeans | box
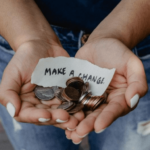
[78,30,84,49]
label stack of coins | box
[79,91,107,111]
[34,77,107,114]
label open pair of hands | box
[0,37,148,144]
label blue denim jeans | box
[0,25,150,150]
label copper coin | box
[62,87,80,101]
[85,96,95,110]
[102,92,108,103]
[66,77,84,86]
[82,95,93,111]
[92,96,106,110]
[57,101,74,110]
[34,86,55,100]
[92,100,102,111]
[91,97,100,110]
[66,77,84,93]
[79,91,92,102]
[68,103,84,114]
[82,82,89,93]
[81,94,91,105]
[68,81,84,91]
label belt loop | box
[132,47,139,57]
[78,30,84,49]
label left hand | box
[65,37,148,144]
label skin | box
[0,0,149,145]
[67,0,150,143]
[67,38,148,143]
[0,0,84,129]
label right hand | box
[0,40,84,130]
[66,37,148,143]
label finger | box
[72,110,85,122]
[57,111,85,133]
[71,131,83,145]
[94,95,127,133]
[40,97,61,107]
[75,104,106,138]
[0,76,22,117]
[109,74,127,89]
[21,82,36,94]
[63,115,79,130]
[20,92,41,105]
[48,108,70,123]
[125,56,148,108]
[0,64,35,117]
[55,115,78,130]
[56,111,85,131]
[65,130,72,139]
[15,102,51,123]
[50,104,60,109]
[54,112,84,131]
[35,104,50,109]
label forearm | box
[89,0,150,48]
[0,0,60,51]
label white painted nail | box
[77,133,88,138]
[73,141,82,145]
[130,94,139,108]
[95,128,106,134]
[56,119,68,123]
[38,118,50,122]
[6,102,15,117]
[67,127,76,131]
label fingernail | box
[56,119,68,123]
[95,128,106,134]
[77,133,88,138]
[6,102,15,117]
[130,94,139,108]
[38,118,50,122]
[67,127,76,131]
[73,140,82,145]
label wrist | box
[16,39,68,59]
[88,0,150,49]
[13,33,61,52]
[87,27,134,49]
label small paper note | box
[31,57,115,96]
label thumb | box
[125,56,148,108]
[0,69,22,117]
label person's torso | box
[35,0,120,33]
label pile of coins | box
[34,77,107,114]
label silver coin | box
[57,101,74,110]
[83,96,91,105]
[34,86,55,100]
[79,90,92,102]
[68,103,84,114]
[52,86,59,93]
